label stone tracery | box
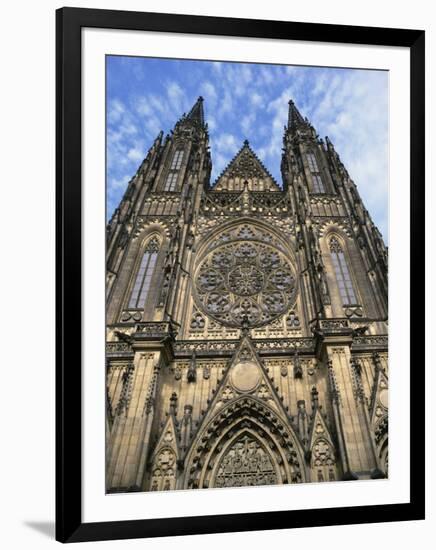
[184,396,305,489]
[150,447,177,491]
[213,434,278,488]
[105,97,390,495]
[194,235,297,328]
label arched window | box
[128,237,160,308]
[306,151,325,193]
[164,148,184,191]
[329,236,357,305]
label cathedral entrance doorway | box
[184,396,306,490]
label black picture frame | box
[56,7,425,543]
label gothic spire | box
[187,96,205,126]
[288,99,308,130]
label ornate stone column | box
[315,319,381,479]
[106,322,174,492]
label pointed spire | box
[288,99,307,129]
[187,96,205,126]
[287,100,317,139]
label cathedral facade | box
[105,97,389,493]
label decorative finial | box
[169,392,178,415]
[293,348,303,379]
[311,386,319,409]
[243,139,249,146]
[187,351,197,383]
[372,352,382,372]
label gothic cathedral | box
[106,97,389,492]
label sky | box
[107,56,388,241]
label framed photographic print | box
[56,7,425,543]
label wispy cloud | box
[200,81,218,106]
[106,57,388,240]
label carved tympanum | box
[213,434,278,488]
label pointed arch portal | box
[184,396,306,489]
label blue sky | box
[107,56,388,241]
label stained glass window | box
[329,236,357,305]
[306,152,325,193]
[164,149,184,191]
[128,237,160,308]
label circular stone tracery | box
[194,239,297,328]
[228,265,264,296]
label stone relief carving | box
[213,435,278,488]
[150,447,177,491]
[114,364,134,417]
[106,342,132,354]
[312,438,336,483]
[286,310,301,329]
[105,99,390,495]
[190,310,206,330]
[132,217,173,240]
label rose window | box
[228,265,264,296]
[194,240,297,327]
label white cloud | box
[260,67,275,85]
[134,96,152,117]
[108,174,130,192]
[107,174,131,212]
[200,81,217,105]
[106,60,388,240]
[127,144,145,162]
[284,66,298,76]
[256,147,267,161]
[250,93,263,107]
[219,91,233,116]
[212,61,222,74]
[214,133,238,154]
[148,94,167,115]
[207,115,217,131]
[304,69,388,239]
[166,82,185,114]
[107,99,125,124]
[241,113,256,136]
[213,153,229,179]
[221,64,250,97]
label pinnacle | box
[186,96,205,125]
[288,99,307,129]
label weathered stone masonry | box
[105,97,388,492]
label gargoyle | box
[114,330,133,344]
[352,325,369,336]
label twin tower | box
[105,96,388,492]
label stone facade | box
[105,97,388,492]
